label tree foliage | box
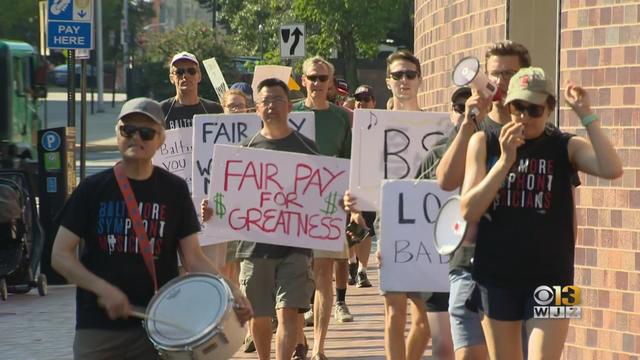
[137,21,236,101]
[216,0,407,88]
[0,1,40,45]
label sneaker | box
[334,301,354,322]
[244,334,256,353]
[356,271,372,288]
[292,343,309,360]
[348,262,358,285]
[304,308,314,327]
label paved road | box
[0,262,436,359]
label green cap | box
[504,67,555,106]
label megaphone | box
[452,56,503,102]
[433,196,468,255]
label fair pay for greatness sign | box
[203,145,349,251]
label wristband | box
[581,113,599,127]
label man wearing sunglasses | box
[354,85,376,109]
[292,56,353,360]
[160,51,223,130]
[52,97,252,359]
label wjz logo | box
[533,285,582,319]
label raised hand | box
[564,82,592,119]
[499,121,525,165]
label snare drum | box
[143,273,246,360]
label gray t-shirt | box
[235,131,319,259]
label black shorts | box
[425,292,450,312]
[362,211,376,236]
[468,282,536,321]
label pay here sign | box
[206,145,349,251]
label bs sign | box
[280,24,305,59]
[47,0,94,50]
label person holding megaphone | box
[460,67,622,359]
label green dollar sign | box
[320,191,338,215]
[214,192,226,218]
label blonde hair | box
[222,89,249,109]
[302,55,335,76]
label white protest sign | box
[379,180,456,292]
[288,111,315,142]
[192,113,263,205]
[152,127,193,192]
[205,145,349,250]
[251,65,292,101]
[349,109,452,211]
[202,57,228,103]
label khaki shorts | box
[202,243,227,268]
[313,238,349,259]
[239,252,314,318]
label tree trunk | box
[339,31,359,92]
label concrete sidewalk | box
[0,261,436,359]
[40,91,126,152]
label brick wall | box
[414,0,639,358]
[560,1,640,358]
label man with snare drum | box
[52,98,252,360]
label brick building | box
[414,0,639,358]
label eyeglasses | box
[172,68,198,77]
[509,101,546,118]
[355,94,372,102]
[305,74,329,82]
[257,96,287,105]
[389,70,419,80]
[224,103,247,112]
[118,124,158,141]
[489,70,517,80]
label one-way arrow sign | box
[280,24,305,59]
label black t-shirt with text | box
[160,97,223,129]
[56,167,201,330]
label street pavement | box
[0,261,436,359]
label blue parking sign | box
[47,0,93,50]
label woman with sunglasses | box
[460,67,622,359]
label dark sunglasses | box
[173,68,198,77]
[119,124,158,141]
[306,74,329,82]
[509,101,546,118]
[389,70,419,80]
[355,94,372,102]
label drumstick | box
[130,309,192,333]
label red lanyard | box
[113,162,158,292]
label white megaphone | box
[452,56,503,102]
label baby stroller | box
[0,170,47,300]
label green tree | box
[216,1,405,88]
[292,0,403,89]
[138,21,237,101]
[0,1,40,46]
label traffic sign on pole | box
[280,24,305,59]
[47,0,94,50]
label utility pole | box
[96,0,104,112]
[122,0,128,94]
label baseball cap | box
[336,78,349,96]
[230,82,253,98]
[354,85,374,97]
[118,98,164,125]
[504,67,554,106]
[170,51,199,66]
